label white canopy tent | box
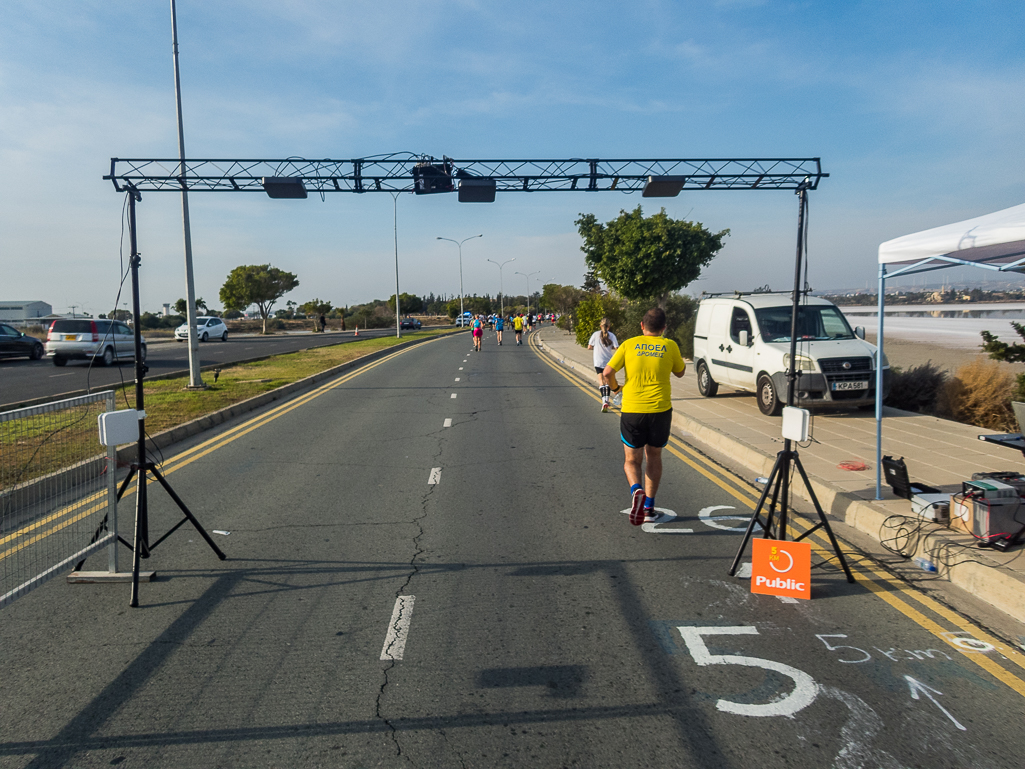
[874,202,1025,497]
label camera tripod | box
[728,182,854,585]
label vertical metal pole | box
[171,0,204,388]
[458,243,464,322]
[105,391,118,573]
[127,190,148,607]
[875,263,887,499]
[393,193,401,338]
[779,183,809,541]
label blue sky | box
[2,0,1024,316]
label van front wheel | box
[696,361,718,397]
[757,374,782,416]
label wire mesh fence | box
[0,392,118,608]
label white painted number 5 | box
[676,626,818,718]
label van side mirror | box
[854,326,865,340]
[739,329,750,347]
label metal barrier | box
[0,392,118,608]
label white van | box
[692,292,889,416]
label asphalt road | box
[1,329,1023,768]
[0,327,408,409]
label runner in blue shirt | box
[495,315,505,346]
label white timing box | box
[781,406,811,442]
[97,409,145,446]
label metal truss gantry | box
[106,154,826,195]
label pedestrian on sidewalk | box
[495,314,505,345]
[603,307,686,525]
[319,313,327,333]
[587,317,619,412]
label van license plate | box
[64,335,77,341]
[832,381,868,391]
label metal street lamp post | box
[515,270,540,317]
[437,235,482,324]
[170,0,204,389]
[487,257,515,317]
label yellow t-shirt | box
[606,335,686,413]
[513,317,524,331]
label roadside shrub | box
[615,293,698,357]
[574,294,626,347]
[884,361,946,413]
[935,357,1015,431]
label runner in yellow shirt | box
[513,314,525,345]
[603,308,686,525]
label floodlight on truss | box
[458,178,497,203]
[261,177,308,199]
[642,175,687,197]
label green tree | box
[219,264,299,334]
[388,293,423,314]
[174,297,207,315]
[300,299,333,330]
[542,283,586,315]
[982,324,1025,363]
[575,206,728,307]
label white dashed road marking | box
[736,562,753,578]
[777,596,800,604]
[455,377,460,381]
[428,467,442,484]
[380,595,416,661]
[451,393,457,399]
[444,418,452,428]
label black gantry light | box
[261,177,308,199]
[458,177,497,203]
[642,175,687,197]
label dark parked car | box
[0,324,45,360]
[399,317,422,330]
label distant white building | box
[0,301,52,324]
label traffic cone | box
[354,325,358,336]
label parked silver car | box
[45,319,146,367]
[175,316,228,342]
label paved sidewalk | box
[535,325,1025,626]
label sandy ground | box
[867,333,1025,377]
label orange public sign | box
[751,539,812,600]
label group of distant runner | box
[467,311,554,351]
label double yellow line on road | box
[529,332,1025,699]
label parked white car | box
[45,319,146,367]
[692,292,889,416]
[175,316,228,342]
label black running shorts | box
[620,409,673,448]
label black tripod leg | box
[116,467,137,502]
[729,452,784,576]
[129,467,148,607]
[150,468,227,560]
[792,455,855,583]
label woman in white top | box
[587,317,619,412]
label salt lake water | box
[839,303,1025,348]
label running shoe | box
[642,509,659,523]
[629,488,646,525]
[601,401,610,413]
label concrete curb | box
[533,334,1025,624]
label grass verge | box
[1,330,448,491]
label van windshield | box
[754,305,856,342]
